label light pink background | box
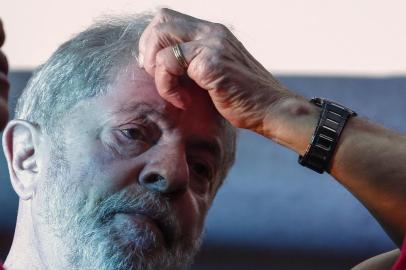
[2,0,406,75]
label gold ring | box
[171,43,189,71]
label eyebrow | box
[110,102,180,130]
[110,102,165,118]
[111,102,223,162]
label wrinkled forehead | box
[61,62,234,190]
[100,64,224,133]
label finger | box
[154,42,198,109]
[138,11,163,68]
[142,23,188,76]
[0,18,5,47]
[139,8,203,76]
[154,70,191,109]
[139,8,182,69]
[141,21,196,76]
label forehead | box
[62,65,223,152]
[98,65,223,133]
[61,64,229,190]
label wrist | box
[298,98,357,173]
[261,94,320,155]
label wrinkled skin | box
[138,8,298,135]
[25,65,227,270]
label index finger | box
[139,9,186,73]
[138,8,204,76]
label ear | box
[2,120,42,200]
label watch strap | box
[298,98,357,174]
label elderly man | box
[1,8,406,270]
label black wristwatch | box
[298,97,357,174]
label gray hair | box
[15,12,237,185]
[15,14,153,132]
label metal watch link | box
[298,97,357,174]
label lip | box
[115,211,173,249]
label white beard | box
[40,144,203,270]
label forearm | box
[332,116,406,246]
[137,7,406,246]
[262,92,406,246]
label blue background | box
[1,72,405,269]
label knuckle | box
[150,24,168,43]
[211,23,230,37]
[155,50,166,67]
[156,8,176,21]
[196,52,224,79]
[157,7,169,16]
[209,37,226,51]
[151,24,162,35]
[151,23,171,38]
[205,52,221,69]
[150,24,173,47]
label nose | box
[139,143,189,195]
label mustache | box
[88,187,180,250]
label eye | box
[120,128,146,141]
[190,160,213,181]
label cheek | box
[78,140,145,192]
[173,192,209,239]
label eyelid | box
[190,158,215,181]
[118,119,161,143]
[120,128,146,140]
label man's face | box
[32,65,226,270]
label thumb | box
[154,44,193,109]
[154,68,191,110]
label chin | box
[109,213,167,256]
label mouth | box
[113,210,175,250]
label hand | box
[0,18,10,131]
[139,8,298,135]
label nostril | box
[144,173,165,184]
[141,172,168,192]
